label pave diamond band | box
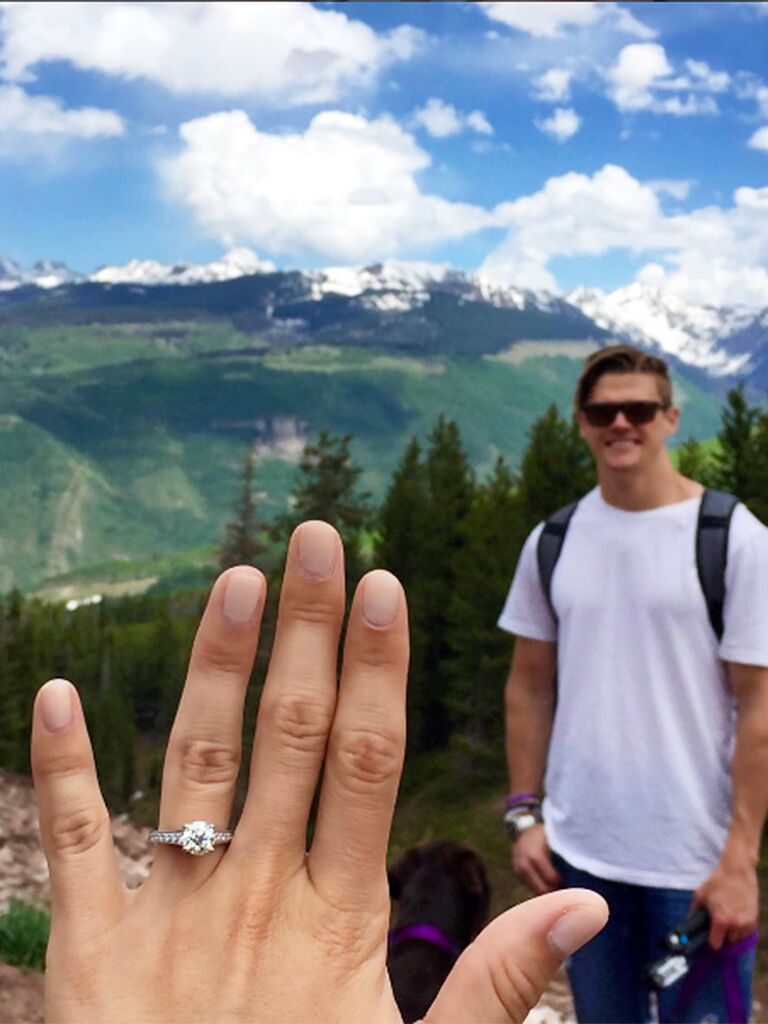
[149,820,233,856]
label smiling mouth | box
[605,438,640,448]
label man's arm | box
[694,661,768,948]
[504,636,560,894]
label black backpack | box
[536,489,739,642]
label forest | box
[1,385,767,824]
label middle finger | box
[234,521,344,867]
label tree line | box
[1,386,766,813]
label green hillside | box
[0,322,723,591]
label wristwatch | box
[504,806,543,841]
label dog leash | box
[672,930,758,1024]
[388,924,461,959]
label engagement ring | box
[149,820,232,856]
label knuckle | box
[35,747,89,783]
[49,806,109,857]
[332,726,402,794]
[173,736,241,790]
[266,692,333,756]
[285,595,341,629]
[195,634,249,678]
[351,642,398,673]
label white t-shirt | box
[498,487,768,888]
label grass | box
[0,900,50,971]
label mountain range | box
[0,250,763,594]
[2,250,768,388]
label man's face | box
[577,372,680,475]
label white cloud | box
[647,179,695,201]
[535,107,581,142]
[480,164,768,306]
[606,43,725,115]
[684,59,730,93]
[161,109,496,262]
[0,84,124,138]
[0,2,422,104]
[478,2,655,39]
[533,68,573,103]
[466,110,494,136]
[748,125,768,151]
[410,98,493,138]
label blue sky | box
[1,2,767,305]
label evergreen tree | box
[276,431,371,585]
[444,456,520,779]
[374,437,430,592]
[408,417,475,753]
[219,446,266,570]
[712,386,757,501]
[744,410,768,525]
[517,404,595,534]
[676,438,717,487]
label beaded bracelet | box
[505,791,541,809]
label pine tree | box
[744,410,768,525]
[517,404,595,534]
[676,438,717,487]
[712,386,757,501]
[219,446,266,570]
[444,455,521,780]
[374,437,429,593]
[275,430,371,585]
[407,416,475,753]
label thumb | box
[423,888,608,1024]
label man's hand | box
[512,823,562,895]
[692,846,759,950]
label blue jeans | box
[552,852,756,1024]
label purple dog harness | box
[673,930,758,1024]
[388,924,461,959]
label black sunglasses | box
[583,401,667,428]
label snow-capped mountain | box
[567,283,759,377]
[90,247,275,286]
[3,250,768,383]
[308,259,569,316]
[0,257,83,291]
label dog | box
[387,840,491,1022]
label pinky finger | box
[31,679,125,936]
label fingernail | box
[548,905,603,959]
[362,570,400,627]
[296,521,337,579]
[39,679,73,733]
[222,568,264,624]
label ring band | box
[149,820,233,856]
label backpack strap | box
[696,489,739,643]
[537,500,580,624]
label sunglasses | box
[582,401,667,427]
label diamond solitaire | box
[149,820,233,856]
[181,820,216,855]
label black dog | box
[387,840,491,1023]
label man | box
[498,345,768,1023]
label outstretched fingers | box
[31,679,125,937]
[425,889,608,1024]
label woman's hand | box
[32,521,606,1023]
